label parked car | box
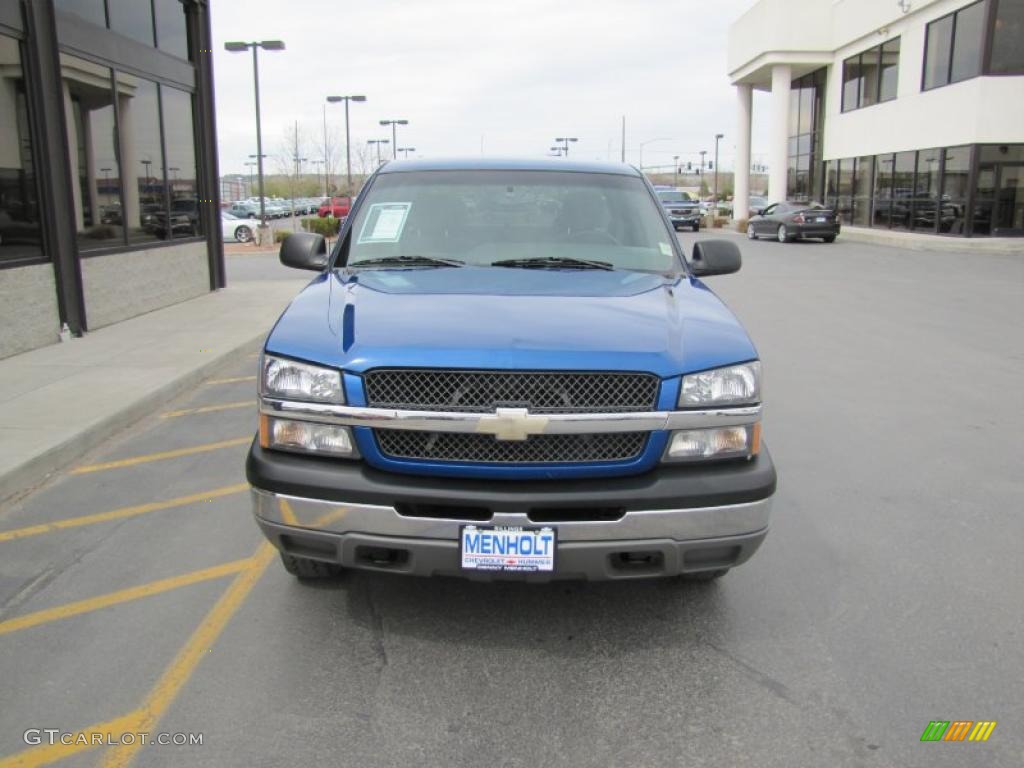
[221,211,259,243]
[654,186,701,231]
[229,201,260,219]
[247,158,776,583]
[318,196,352,218]
[747,201,839,243]
[150,197,198,238]
[748,196,768,216]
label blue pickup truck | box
[246,158,775,582]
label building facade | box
[0,0,222,359]
[728,0,1024,237]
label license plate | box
[460,525,556,573]
[816,216,827,222]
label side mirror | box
[279,232,328,271]
[689,239,741,277]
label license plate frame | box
[459,525,557,573]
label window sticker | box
[659,242,673,256]
[358,202,412,244]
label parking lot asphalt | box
[0,235,1021,767]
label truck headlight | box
[262,355,344,403]
[680,361,760,407]
[664,424,760,462]
[259,415,356,457]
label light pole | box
[713,133,724,218]
[554,137,577,157]
[397,147,416,158]
[100,167,112,204]
[673,155,679,187]
[379,119,408,159]
[367,139,390,168]
[326,94,366,194]
[638,138,672,175]
[244,161,256,197]
[312,159,325,196]
[225,39,285,230]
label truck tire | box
[279,552,343,579]
[682,568,729,582]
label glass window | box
[913,148,942,231]
[842,56,861,111]
[879,38,900,101]
[154,0,189,60]
[161,86,201,238]
[344,170,682,273]
[979,144,1024,163]
[941,146,971,233]
[860,50,880,107]
[798,85,814,134]
[61,53,124,250]
[108,0,155,46]
[891,151,916,230]
[788,89,800,135]
[54,0,106,26]
[924,14,954,89]
[117,74,164,244]
[853,156,874,226]
[0,35,45,264]
[837,158,854,224]
[951,0,987,82]
[990,0,1024,73]
[873,154,895,226]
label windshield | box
[344,170,680,272]
[656,190,690,204]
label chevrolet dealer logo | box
[476,408,549,441]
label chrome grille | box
[364,369,659,413]
[375,430,648,464]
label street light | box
[367,139,390,168]
[396,147,416,158]
[100,167,112,203]
[225,39,286,229]
[713,133,724,218]
[673,155,679,187]
[638,138,672,174]
[379,119,409,159]
[554,137,577,157]
[244,161,257,197]
[326,94,367,193]
[311,159,325,196]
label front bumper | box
[247,441,775,580]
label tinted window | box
[924,14,954,88]
[860,50,880,107]
[161,86,201,237]
[346,171,679,273]
[61,54,124,249]
[853,156,874,226]
[108,0,155,46]
[119,75,164,244]
[154,0,189,59]
[990,0,1024,73]
[950,1,987,82]
[54,0,106,26]
[940,146,971,233]
[0,35,44,264]
[879,38,900,101]
[842,57,861,111]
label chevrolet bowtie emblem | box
[476,407,549,441]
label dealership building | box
[0,0,222,359]
[728,0,1023,237]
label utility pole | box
[621,116,626,163]
[673,155,679,188]
[713,133,723,219]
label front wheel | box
[692,222,700,232]
[822,234,836,243]
[746,223,757,240]
[777,224,790,243]
[279,552,343,580]
[234,225,253,243]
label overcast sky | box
[211,0,767,177]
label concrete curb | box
[0,334,264,505]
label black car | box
[654,187,701,232]
[746,201,839,243]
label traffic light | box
[708,161,714,170]
[686,162,692,171]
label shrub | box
[274,230,292,243]
[734,218,749,232]
[301,216,341,237]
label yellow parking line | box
[70,437,251,475]
[205,375,256,386]
[159,401,252,419]
[0,709,145,768]
[0,484,248,543]
[0,558,252,637]
[99,542,278,768]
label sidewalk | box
[0,278,305,503]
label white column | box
[733,83,752,222]
[118,93,140,230]
[768,63,791,204]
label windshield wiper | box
[490,256,615,271]
[347,255,464,269]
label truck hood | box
[265,267,757,379]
